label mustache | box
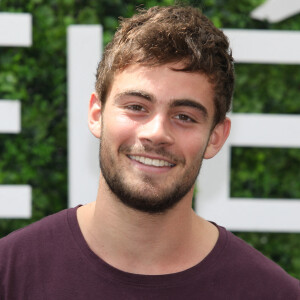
[119,144,185,165]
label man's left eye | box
[175,114,195,123]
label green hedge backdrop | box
[1,0,300,278]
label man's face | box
[92,63,227,214]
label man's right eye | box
[126,104,145,111]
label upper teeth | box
[129,155,174,167]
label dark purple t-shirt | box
[0,206,299,299]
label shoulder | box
[0,207,75,267]
[0,207,78,298]
[1,208,70,247]
[218,226,300,298]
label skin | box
[77,63,231,275]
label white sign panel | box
[251,0,300,23]
[196,29,300,232]
[0,186,32,218]
[225,29,300,64]
[0,13,32,46]
[0,13,32,218]
[0,100,21,133]
[67,25,102,208]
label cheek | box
[108,115,138,143]
[115,114,135,126]
[183,134,210,160]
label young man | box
[0,5,299,299]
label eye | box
[174,114,195,123]
[126,104,146,112]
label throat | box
[79,200,218,275]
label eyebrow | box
[170,99,208,119]
[114,90,154,103]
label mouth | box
[128,155,175,167]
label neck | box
[77,178,218,275]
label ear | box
[88,93,102,138]
[204,117,231,159]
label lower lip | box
[128,156,174,174]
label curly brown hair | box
[95,5,234,126]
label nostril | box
[137,117,174,146]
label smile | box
[128,155,175,167]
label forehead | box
[108,63,215,116]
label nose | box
[137,114,174,146]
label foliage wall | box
[1,0,300,278]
